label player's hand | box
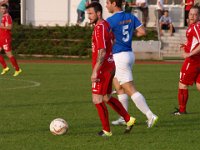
[180,44,186,50]
[91,72,99,82]
[182,51,190,59]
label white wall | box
[25,0,68,26]
[68,0,112,26]
[23,0,184,27]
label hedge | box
[11,24,158,57]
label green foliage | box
[0,62,199,150]
[12,24,93,57]
[12,24,158,57]
[132,28,158,41]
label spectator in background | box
[136,0,149,27]
[77,0,89,25]
[156,0,164,21]
[182,0,194,26]
[90,0,99,2]
[123,0,133,13]
[159,10,175,36]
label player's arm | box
[183,26,200,58]
[183,45,200,58]
[91,49,106,82]
[135,25,146,37]
[91,24,106,82]
[0,23,12,30]
[0,15,12,30]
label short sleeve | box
[132,15,142,29]
[94,24,106,50]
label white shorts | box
[113,51,135,85]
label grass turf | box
[0,62,199,150]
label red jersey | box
[184,21,200,61]
[185,0,194,11]
[92,20,114,70]
[0,13,12,40]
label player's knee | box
[179,82,188,89]
[196,83,200,91]
[103,94,111,102]
[92,96,102,104]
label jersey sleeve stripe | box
[194,25,200,43]
[136,24,143,29]
[102,24,106,49]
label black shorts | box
[161,24,170,30]
[161,24,175,33]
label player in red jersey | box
[0,4,22,76]
[86,2,135,136]
[174,4,200,115]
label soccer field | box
[0,61,199,150]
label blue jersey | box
[107,11,142,54]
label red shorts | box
[0,38,12,52]
[92,67,115,95]
[180,58,200,85]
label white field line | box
[0,78,41,90]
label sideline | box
[16,59,183,65]
[0,78,41,90]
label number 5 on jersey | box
[122,25,129,42]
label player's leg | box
[0,55,9,75]
[5,50,22,76]
[0,46,9,75]
[174,60,196,115]
[102,70,135,133]
[92,93,112,137]
[104,94,135,133]
[112,77,128,125]
[169,24,173,36]
[92,79,112,136]
[174,82,188,115]
[121,81,158,128]
[114,51,158,127]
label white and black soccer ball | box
[49,118,68,135]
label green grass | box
[0,62,199,150]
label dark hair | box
[191,3,200,15]
[86,2,102,14]
[1,4,8,9]
[109,0,123,8]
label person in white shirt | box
[159,10,175,36]
[156,0,164,20]
[136,0,148,27]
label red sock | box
[95,102,110,132]
[178,89,188,112]
[9,56,19,71]
[0,55,7,68]
[107,97,130,122]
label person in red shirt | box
[0,4,22,76]
[182,0,194,26]
[86,2,135,136]
[174,4,200,115]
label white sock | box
[118,94,128,111]
[131,92,153,120]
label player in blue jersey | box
[106,0,158,128]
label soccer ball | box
[49,118,68,135]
